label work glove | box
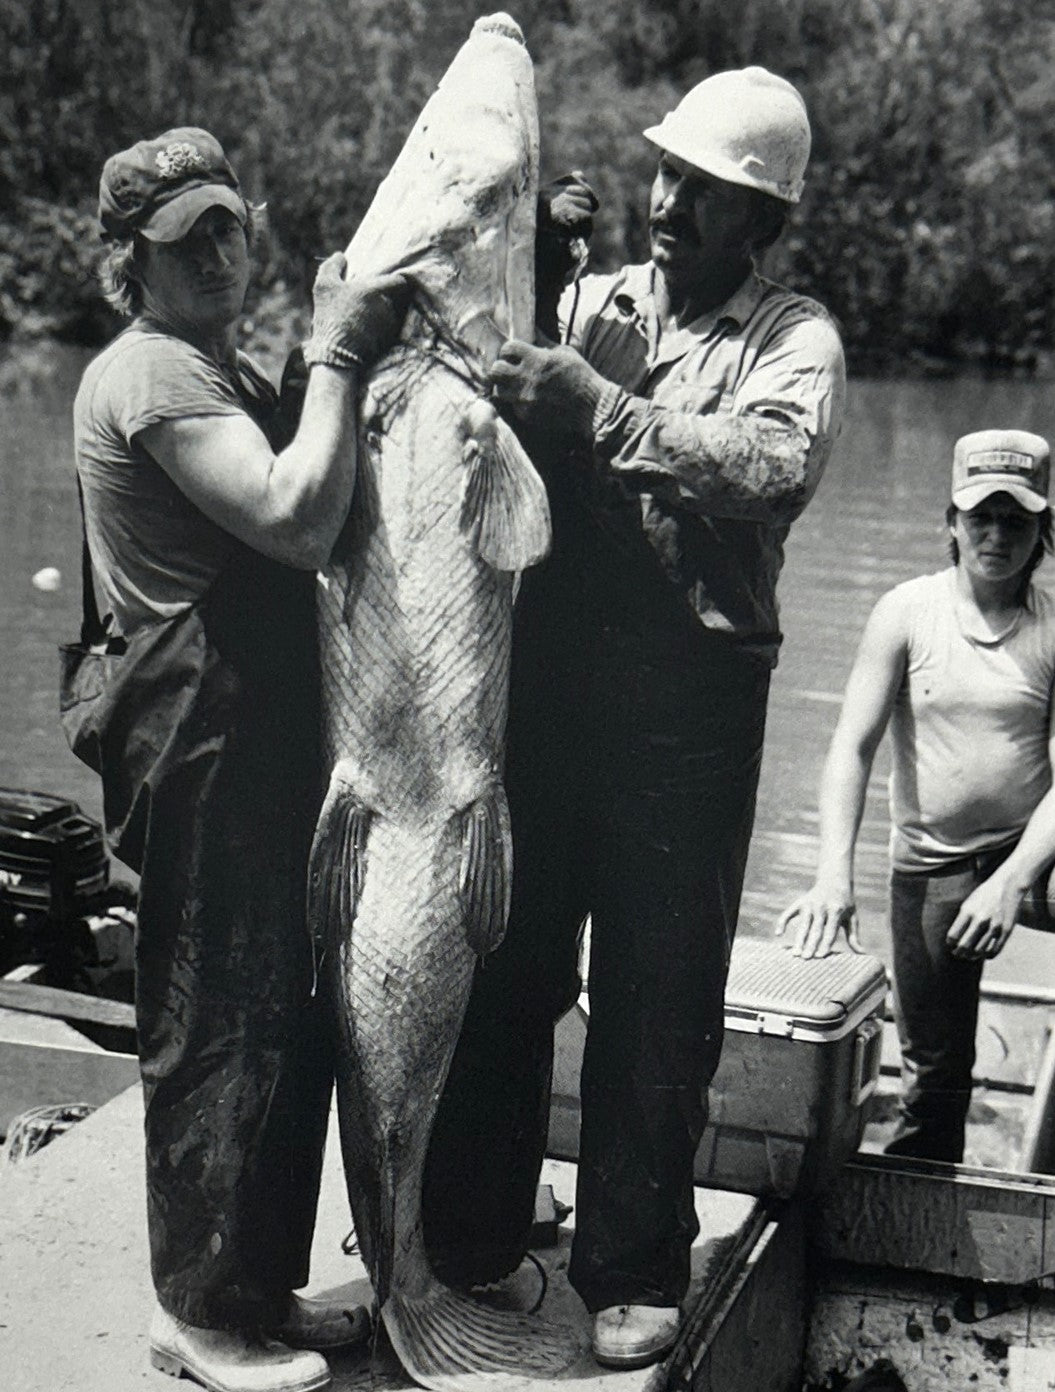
[490,339,613,438]
[302,253,411,371]
[535,171,598,339]
[539,171,598,241]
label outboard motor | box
[0,788,131,988]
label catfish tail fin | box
[382,1286,578,1391]
[461,399,551,572]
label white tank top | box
[889,568,1055,871]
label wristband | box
[302,339,365,372]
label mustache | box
[650,214,699,244]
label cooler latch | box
[850,1016,883,1105]
[756,1011,794,1037]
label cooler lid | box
[724,937,888,1041]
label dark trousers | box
[117,560,332,1331]
[137,727,332,1330]
[885,847,1010,1164]
[423,622,769,1311]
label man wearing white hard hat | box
[425,68,845,1367]
[780,429,1055,1165]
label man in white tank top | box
[778,429,1055,1161]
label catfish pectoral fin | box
[458,785,512,957]
[382,1286,578,1390]
[460,400,551,572]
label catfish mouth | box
[474,13,525,45]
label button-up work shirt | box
[558,262,846,666]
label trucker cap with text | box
[951,429,1050,514]
[98,127,246,243]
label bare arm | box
[139,363,358,570]
[777,589,909,957]
[945,714,1055,961]
[137,257,409,569]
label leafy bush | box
[3,0,1055,374]
[0,198,118,342]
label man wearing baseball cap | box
[781,428,1055,1168]
[424,68,845,1367]
[70,127,410,1392]
[97,127,249,243]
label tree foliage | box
[3,0,1055,372]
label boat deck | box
[0,1084,763,1392]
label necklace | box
[949,567,1024,645]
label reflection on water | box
[3,354,1055,999]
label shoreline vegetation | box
[4,0,1055,381]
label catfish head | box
[342,13,539,366]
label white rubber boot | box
[149,1305,331,1392]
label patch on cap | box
[98,126,241,242]
[155,142,209,181]
[966,447,1037,476]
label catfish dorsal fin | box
[460,398,552,572]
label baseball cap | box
[951,429,1050,514]
[98,127,246,243]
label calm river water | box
[2,349,1054,986]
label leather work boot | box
[149,1305,331,1392]
[270,1293,371,1350]
[591,1304,681,1369]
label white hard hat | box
[643,67,810,204]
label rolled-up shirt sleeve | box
[590,312,846,526]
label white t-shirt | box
[889,567,1055,871]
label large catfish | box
[308,14,575,1389]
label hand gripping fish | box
[308,14,576,1389]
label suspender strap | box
[75,476,108,648]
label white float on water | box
[31,567,61,592]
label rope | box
[1,1102,96,1166]
[523,1249,548,1314]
